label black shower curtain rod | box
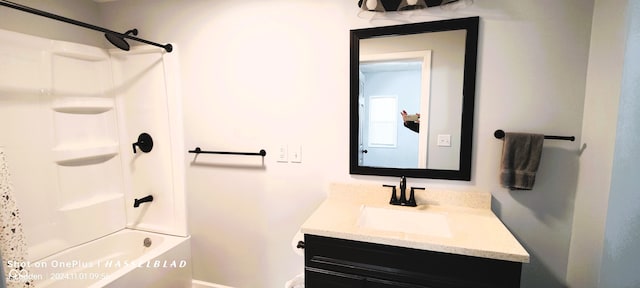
[0,0,173,52]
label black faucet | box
[134,195,153,208]
[407,187,425,207]
[384,184,399,205]
[383,176,423,207]
[383,177,425,207]
[399,176,407,205]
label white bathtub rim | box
[124,225,190,238]
[28,228,190,288]
[91,230,190,287]
[30,227,188,263]
[192,279,236,288]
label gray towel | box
[500,132,544,190]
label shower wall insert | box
[0,22,187,287]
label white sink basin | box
[357,206,452,238]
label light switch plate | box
[277,145,288,162]
[437,134,451,147]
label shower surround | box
[0,28,189,286]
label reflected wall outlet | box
[437,134,451,147]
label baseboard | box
[192,279,235,288]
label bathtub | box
[26,229,191,288]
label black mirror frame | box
[349,16,479,180]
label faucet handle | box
[132,133,153,154]
[407,187,425,207]
[383,185,399,205]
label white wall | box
[566,0,628,286]
[97,1,596,287]
[0,0,104,47]
[599,0,640,286]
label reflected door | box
[359,51,431,169]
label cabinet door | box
[305,235,521,288]
[306,268,365,288]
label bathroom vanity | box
[301,184,529,288]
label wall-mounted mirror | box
[350,17,479,180]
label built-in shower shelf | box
[52,97,114,114]
[54,143,119,165]
[58,193,123,212]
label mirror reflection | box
[350,17,479,180]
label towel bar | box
[188,147,267,157]
[494,130,575,141]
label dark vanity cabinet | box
[304,234,522,288]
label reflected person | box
[401,110,420,133]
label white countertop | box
[300,183,530,263]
